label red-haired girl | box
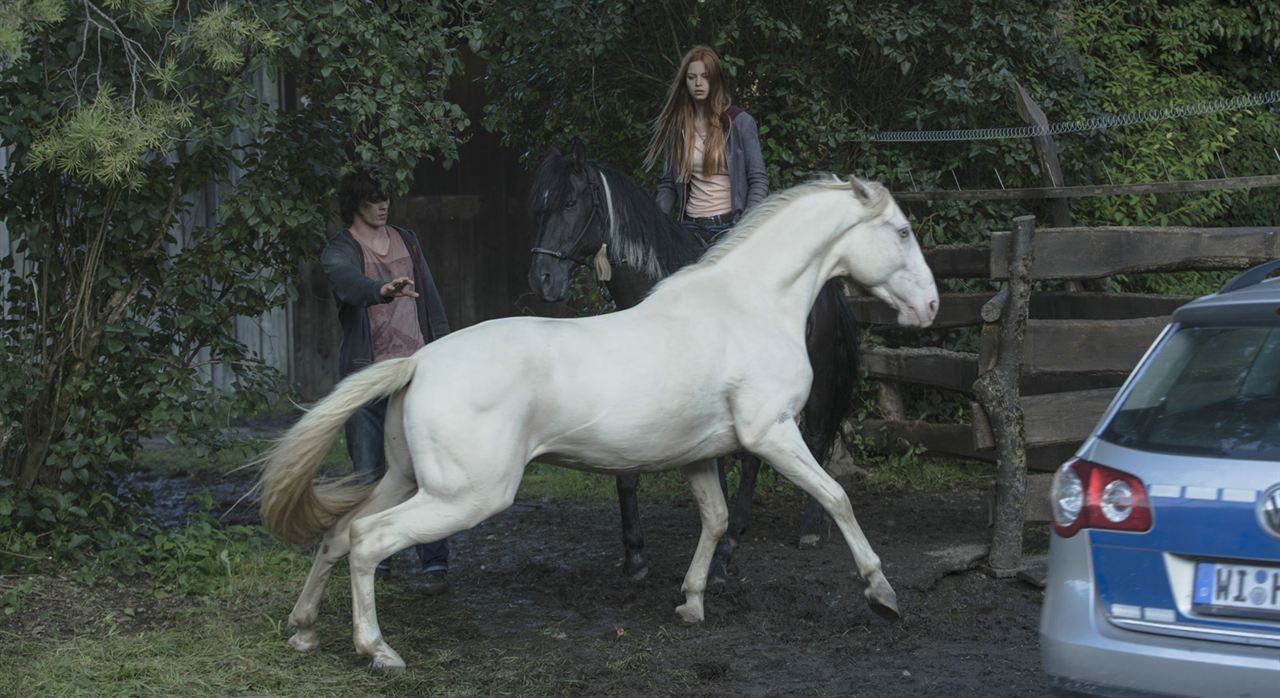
[646,46,769,242]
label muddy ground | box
[438,492,1048,696]
[134,466,1051,696]
[12,461,1049,696]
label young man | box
[321,166,452,594]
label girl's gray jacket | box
[320,225,451,378]
[655,106,770,222]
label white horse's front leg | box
[741,419,900,620]
[675,459,728,623]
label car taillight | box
[1050,458,1152,537]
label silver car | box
[1040,261,1280,697]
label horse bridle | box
[530,169,607,267]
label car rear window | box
[1100,325,1280,459]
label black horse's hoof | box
[622,551,648,581]
[708,557,730,585]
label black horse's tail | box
[804,280,862,465]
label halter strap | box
[530,169,610,268]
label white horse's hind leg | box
[742,420,900,620]
[286,472,414,651]
[675,459,728,624]
[286,392,417,653]
[348,483,518,672]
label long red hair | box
[644,46,732,181]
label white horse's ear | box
[850,177,874,205]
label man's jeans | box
[344,397,449,572]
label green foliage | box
[28,89,194,186]
[481,1,1080,243]
[861,441,994,492]
[482,0,1278,269]
[0,577,34,616]
[0,0,68,68]
[1061,0,1280,257]
[138,496,299,597]
[0,1,473,571]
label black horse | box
[527,142,860,582]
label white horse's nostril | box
[929,299,938,311]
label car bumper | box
[1039,532,1280,698]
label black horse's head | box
[529,141,609,302]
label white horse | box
[258,175,938,672]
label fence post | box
[974,215,1036,574]
[1015,82,1071,226]
[1015,82,1106,293]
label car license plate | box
[1193,561,1280,620]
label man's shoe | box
[421,569,450,596]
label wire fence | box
[873,90,1280,143]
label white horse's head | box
[830,178,938,328]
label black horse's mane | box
[532,154,704,279]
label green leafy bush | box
[0,0,474,571]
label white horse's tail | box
[258,357,419,545]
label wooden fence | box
[851,81,1280,572]
[848,218,1280,571]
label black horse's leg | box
[616,474,648,580]
[796,428,829,549]
[604,273,656,581]
[796,280,862,549]
[601,272,658,582]
[709,452,762,582]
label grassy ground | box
[1,550,653,697]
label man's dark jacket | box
[320,225,451,378]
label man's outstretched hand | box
[380,276,419,299]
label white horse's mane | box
[656,175,889,289]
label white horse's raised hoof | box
[288,629,320,653]
[675,599,705,624]
[865,573,901,621]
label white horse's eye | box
[897,227,910,239]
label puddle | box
[124,470,260,529]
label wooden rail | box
[989,226,1280,279]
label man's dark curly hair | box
[337,165,390,225]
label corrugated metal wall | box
[183,68,293,391]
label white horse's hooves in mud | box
[288,630,320,653]
[797,533,821,549]
[865,574,901,621]
[370,652,407,674]
[674,601,705,624]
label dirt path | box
[111,464,1050,696]
[365,488,1049,697]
